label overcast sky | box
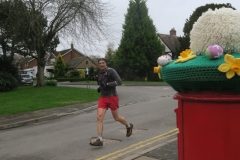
[57,0,240,57]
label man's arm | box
[107,68,122,86]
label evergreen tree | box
[179,3,235,51]
[54,53,66,78]
[114,0,163,80]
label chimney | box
[170,28,176,36]
[71,43,73,49]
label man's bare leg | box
[111,109,133,137]
[111,109,129,126]
[97,108,107,137]
[90,108,107,146]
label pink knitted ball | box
[205,45,223,59]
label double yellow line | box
[96,128,178,160]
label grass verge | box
[0,86,99,116]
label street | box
[0,85,178,160]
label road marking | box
[95,128,178,160]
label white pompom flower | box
[190,8,240,55]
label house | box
[67,56,97,70]
[22,57,37,70]
[158,28,180,59]
[48,43,97,70]
[21,44,98,77]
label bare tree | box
[19,0,114,86]
[105,42,116,67]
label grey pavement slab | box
[135,139,178,160]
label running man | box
[90,58,133,146]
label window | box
[50,58,55,64]
[86,61,88,64]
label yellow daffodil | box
[174,49,196,63]
[153,65,162,79]
[218,54,240,79]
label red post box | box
[174,90,240,160]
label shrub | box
[0,71,19,92]
[44,79,57,86]
[54,53,66,78]
[71,70,80,77]
[0,56,18,76]
[65,70,83,78]
[65,71,71,78]
[78,69,86,79]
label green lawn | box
[0,86,99,116]
[0,81,168,116]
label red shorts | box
[98,96,119,111]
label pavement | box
[133,138,177,160]
[0,82,178,160]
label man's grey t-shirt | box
[98,68,122,97]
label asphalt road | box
[0,85,178,160]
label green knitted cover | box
[161,53,240,93]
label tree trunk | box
[36,57,45,87]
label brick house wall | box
[22,58,37,70]
[62,49,84,64]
